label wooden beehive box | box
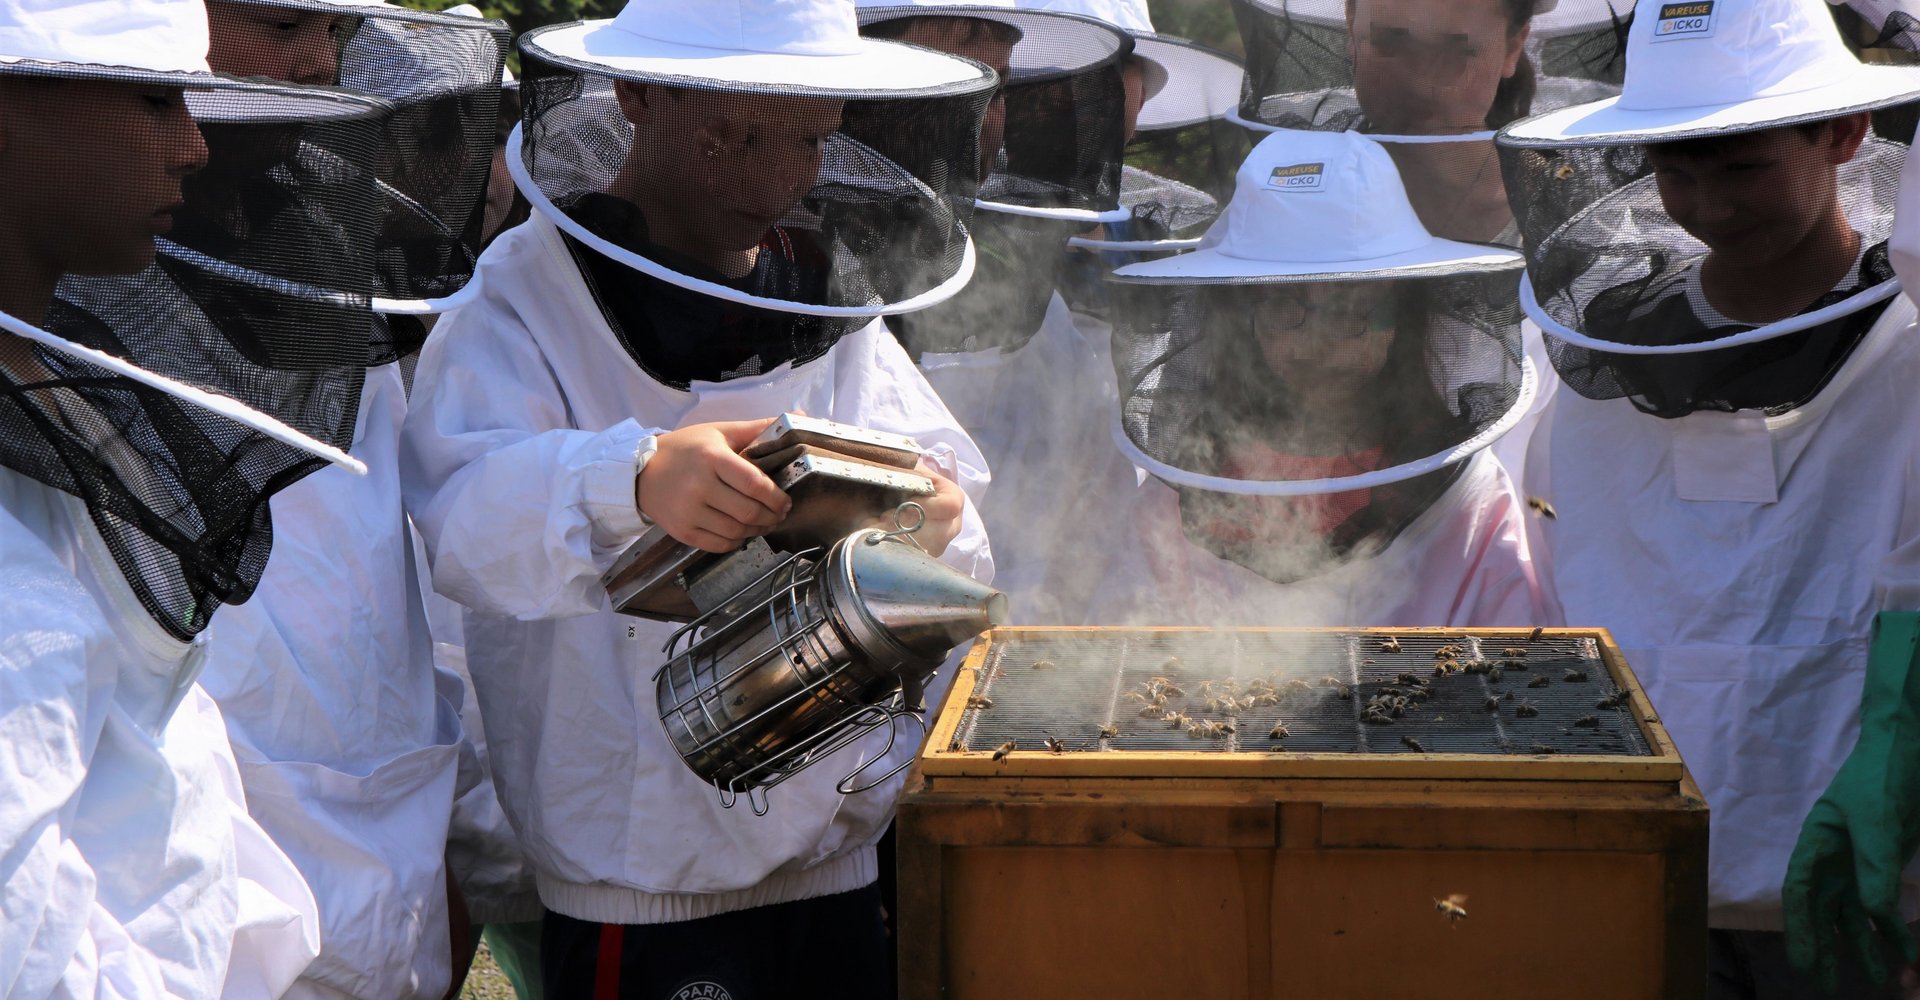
[897,627,1707,1000]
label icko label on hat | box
[1652,1,1716,41]
[1267,162,1326,192]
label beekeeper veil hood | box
[1018,0,1247,252]
[507,0,998,387]
[1107,130,1531,582]
[0,0,393,638]
[1497,0,1920,418]
[205,0,509,364]
[856,0,1134,354]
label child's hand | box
[637,418,792,553]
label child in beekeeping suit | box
[1087,128,1542,629]
[0,0,419,992]
[400,0,996,994]
[1496,0,1920,993]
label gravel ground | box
[459,940,518,1000]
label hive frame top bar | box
[919,627,1686,784]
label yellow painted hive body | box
[897,627,1708,1000]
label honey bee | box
[1362,706,1395,725]
[991,741,1017,762]
[1484,696,1502,713]
[1402,736,1428,753]
[1269,722,1290,740]
[1532,743,1557,755]
[1597,690,1631,710]
[1159,682,1186,698]
[1211,720,1236,738]
[1139,705,1165,719]
[1553,161,1577,181]
[1488,665,1505,684]
[1434,644,1463,660]
[1573,715,1600,729]
[1254,692,1282,707]
[1434,894,1469,925]
[1165,712,1193,730]
[1204,697,1224,714]
[1433,662,1455,678]
[1161,656,1184,672]
[966,696,994,709]
[1528,626,1546,643]
[1320,675,1345,687]
[1379,637,1402,653]
[1098,723,1120,739]
[1527,496,1558,520]
[1122,691,1148,703]
[1196,679,1215,696]
[1187,722,1210,739]
[1285,679,1313,694]
[1503,647,1527,659]
[1514,701,1539,719]
[1032,659,1056,671]
[1407,687,1430,704]
[1528,675,1551,689]
[1335,684,1354,701]
[1043,735,1066,754]
[1563,668,1589,683]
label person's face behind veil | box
[612,82,844,276]
[1345,0,1529,134]
[205,0,352,86]
[0,77,210,315]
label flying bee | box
[966,696,994,709]
[991,741,1017,762]
[1031,659,1056,671]
[1514,701,1539,719]
[1402,736,1428,753]
[1527,496,1558,520]
[1503,647,1528,659]
[1528,626,1545,643]
[1379,637,1402,653]
[1434,894,1469,925]
[1528,675,1551,689]
[1563,668,1589,683]
[1573,715,1600,729]
[1269,722,1290,740]
[1098,723,1120,739]
[1043,735,1066,754]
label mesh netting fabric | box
[513,33,995,385]
[1499,128,1908,417]
[1231,0,1632,136]
[0,71,389,638]
[1832,0,1920,61]
[1107,274,1523,578]
[208,1,509,355]
[889,211,1085,357]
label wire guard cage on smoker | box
[654,508,1007,814]
[23,73,392,640]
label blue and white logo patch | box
[1267,162,1326,191]
[1652,1,1716,41]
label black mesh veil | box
[1231,0,1633,137]
[857,5,1133,356]
[511,25,997,388]
[208,0,510,359]
[0,68,391,639]
[1107,273,1528,580]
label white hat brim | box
[0,60,392,123]
[1110,237,1523,284]
[1134,35,1242,131]
[1501,64,1920,145]
[856,7,1132,82]
[522,20,995,96]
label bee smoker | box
[599,416,1007,813]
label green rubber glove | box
[1784,611,1920,993]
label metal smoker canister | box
[655,521,1006,812]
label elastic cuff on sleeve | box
[583,422,659,544]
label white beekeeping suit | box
[1496,0,1920,956]
[0,0,401,992]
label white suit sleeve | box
[401,309,664,621]
[1873,449,1920,611]
[0,564,176,999]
